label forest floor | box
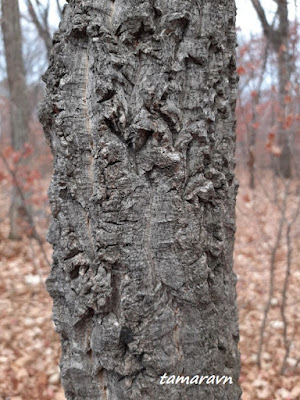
[0,169,300,400]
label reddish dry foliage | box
[0,169,300,399]
[235,170,300,400]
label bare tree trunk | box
[248,42,269,189]
[251,0,292,178]
[276,1,292,178]
[1,0,30,239]
[40,1,241,399]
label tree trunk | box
[276,1,292,178]
[1,0,30,239]
[250,0,292,178]
[277,52,292,178]
[40,1,241,399]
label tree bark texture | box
[1,0,30,239]
[40,1,241,399]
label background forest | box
[0,0,299,399]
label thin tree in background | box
[251,0,293,178]
[1,0,29,239]
[40,0,242,398]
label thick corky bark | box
[40,1,241,399]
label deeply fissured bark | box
[40,1,241,399]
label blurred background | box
[0,0,299,399]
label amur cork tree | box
[40,0,241,399]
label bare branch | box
[257,179,290,368]
[0,150,51,267]
[250,0,274,39]
[56,0,63,18]
[25,0,52,59]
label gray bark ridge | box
[39,0,241,399]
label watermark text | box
[159,374,233,385]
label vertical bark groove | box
[144,185,157,288]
